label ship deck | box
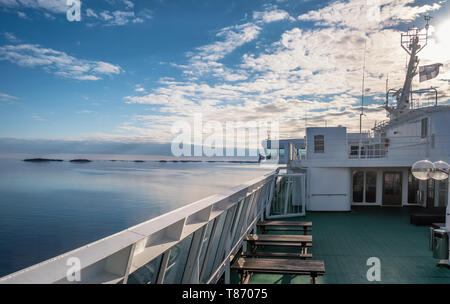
[231,207,450,284]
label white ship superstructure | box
[264,17,449,212]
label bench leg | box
[310,274,317,284]
[241,271,251,284]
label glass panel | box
[270,176,287,215]
[127,255,162,284]
[352,171,364,203]
[163,233,194,284]
[200,211,227,283]
[314,135,324,153]
[279,148,285,156]
[232,196,252,245]
[265,149,278,159]
[383,172,402,205]
[408,170,420,204]
[438,180,448,207]
[365,172,377,203]
[198,221,214,272]
[211,208,235,275]
[230,200,244,244]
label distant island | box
[23,158,63,162]
[70,159,92,163]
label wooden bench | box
[257,221,312,235]
[246,234,312,254]
[241,251,313,259]
[231,257,325,284]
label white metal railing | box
[348,140,388,159]
[0,169,282,284]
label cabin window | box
[350,145,359,156]
[314,135,324,153]
[279,148,285,156]
[421,118,428,138]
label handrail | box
[0,169,278,284]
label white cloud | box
[0,0,68,14]
[85,6,152,26]
[0,92,18,102]
[17,11,28,19]
[115,1,447,142]
[181,23,261,81]
[32,114,46,121]
[0,44,123,81]
[3,32,19,43]
[253,9,293,23]
[298,0,441,31]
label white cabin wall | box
[385,119,428,161]
[429,111,450,162]
[306,167,351,211]
[306,127,347,161]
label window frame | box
[314,135,325,153]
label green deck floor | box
[231,207,450,284]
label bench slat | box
[246,234,312,243]
[231,258,325,274]
[261,227,312,232]
[254,241,312,247]
[258,221,312,227]
[242,252,313,259]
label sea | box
[0,155,276,277]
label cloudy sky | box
[0,0,449,154]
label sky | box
[0,0,449,155]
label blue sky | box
[0,0,449,154]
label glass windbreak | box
[438,180,448,207]
[408,170,420,204]
[127,255,162,284]
[163,233,194,283]
[270,176,288,215]
[200,211,227,283]
[352,171,364,203]
[365,171,377,203]
[198,221,215,273]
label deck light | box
[430,161,450,180]
[411,160,435,180]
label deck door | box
[382,172,402,206]
[266,173,306,218]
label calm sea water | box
[0,158,275,277]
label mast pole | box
[360,39,367,136]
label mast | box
[360,39,367,135]
[385,16,431,118]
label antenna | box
[360,39,367,135]
[424,15,432,30]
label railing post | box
[122,242,137,284]
[156,250,171,284]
